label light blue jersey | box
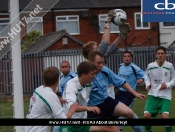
[118,62,145,92]
[59,71,77,96]
[87,66,126,106]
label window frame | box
[163,22,175,28]
[134,12,150,30]
[56,15,80,35]
[0,18,10,38]
[27,17,43,34]
[99,14,119,34]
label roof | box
[23,30,84,53]
[0,0,141,12]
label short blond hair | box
[81,41,97,60]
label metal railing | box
[0,46,175,94]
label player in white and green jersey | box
[25,66,78,132]
[60,61,119,132]
[144,46,175,132]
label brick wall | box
[42,8,159,49]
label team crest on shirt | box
[164,72,168,77]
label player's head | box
[77,61,97,84]
[82,41,98,60]
[123,50,133,65]
[89,50,105,73]
[43,66,59,87]
[156,46,166,63]
[60,61,71,75]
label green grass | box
[0,90,175,132]
[123,90,175,132]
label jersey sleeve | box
[49,94,67,119]
[165,63,175,88]
[104,66,126,87]
[104,43,119,59]
[64,81,77,109]
[98,40,109,54]
[133,64,145,80]
[144,64,151,88]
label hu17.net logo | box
[142,0,175,22]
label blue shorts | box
[115,90,135,107]
[87,96,119,119]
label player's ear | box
[81,73,86,77]
[89,59,92,63]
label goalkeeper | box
[82,9,131,60]
[82,9,144,132]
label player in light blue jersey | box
[115,50,145,132]
[59,61,77,96]
[87,50,146,119]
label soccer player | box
[144,46,175,132]
[82,9,131,61]
[81,9,131,100]
[87,50,146,119]
[60,61,119,132]
[53,61,77,132]
[24,66,79,132]
[58,61,77,97]
[116,50,145,132]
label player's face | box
[91,55,105,73]
[60,62,71,75]
[156,49,166,62]
[123,53,132,65]
[84,70,96,84]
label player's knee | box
[161,112,169,119]
[144,112,151,118]
[124,109,134,119]
[106,126,119,132]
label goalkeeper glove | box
[105,9,116,29]
[119,23,132,39]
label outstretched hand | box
[119,23,132,39]
[87,106,101,114]
[135,93,146,99]
[146,85,151,91]
[137,79,143,84]
[159,83,167,90]
[108,9,116,18]
[105,9,116,28]
[60,99,68,104]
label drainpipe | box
[52,9,55,32]
[158,22,160,46]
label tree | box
[21,30,42,52]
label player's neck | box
[44,84,57,92]
[156,60,165,67]
[78,77,86,88]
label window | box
[0,18,10,38]
[163,22,175,28]
[99,14,119,33]
[27,17,43,34]
[134,12,150,29]
[56,15,79,35]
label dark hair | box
[77,61,97,77]
[89,50,104,61]
[123,50,133,57]
[43,66,59,86]
[156,46,166,54]
[81,41,97,59]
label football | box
[112,9,127,26]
